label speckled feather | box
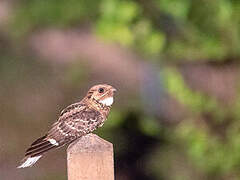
[47,102,106,145]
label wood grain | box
[67,134,114,180]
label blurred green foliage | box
[3,0,240,179]
[11,0,100,37]
[164,67,240,178]
[12,0,240,60]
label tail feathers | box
[31,135,47,146]
[17,135,59,168]
[17,155,42,168]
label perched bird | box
[17,84,116,168]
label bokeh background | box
[1,0,240,179]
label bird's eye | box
[98,88,104,93]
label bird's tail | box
[17,135,58,168]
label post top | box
[67,133,113,154]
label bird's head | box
[86,84,117,106]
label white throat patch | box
[99,97,114,106]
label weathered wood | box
[67,134,114,180]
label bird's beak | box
[111,88,117,93]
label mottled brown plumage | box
[18,84,116,168]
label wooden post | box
[67,133,114,180]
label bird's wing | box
[47,103,104,145]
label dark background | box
[1,0,240,179]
